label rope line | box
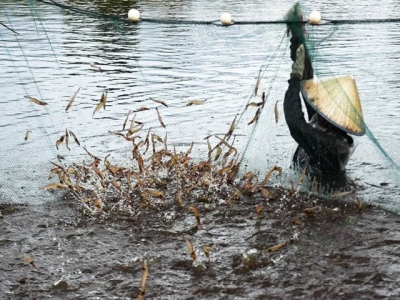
[34,0,400,27]
[0,20,19,35]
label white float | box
[309,11,322,25]
[128,9,140,22]
[220,12,232,26]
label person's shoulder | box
[327,127,353,144]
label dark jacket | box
[284,76,354,176]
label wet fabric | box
[284,76,354,177]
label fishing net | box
[1,0,399,212]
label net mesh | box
[1,0,399,211]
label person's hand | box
[291,44,305,79]
[284,2,304,37]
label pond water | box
[1,0,399,208]
[1,193,400,299]
[1,1,400,299]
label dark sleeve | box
[290,37,315,121]
[284,76,349,170]
[302,45,316,121]
[303,95,316,121]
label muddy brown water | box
[1,192,400,299]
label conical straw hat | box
[300,75,366,136]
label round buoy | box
[128,9,140,22]
[220,12,232,26]
[309,11,322,25]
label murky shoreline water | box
[1,195,400,299]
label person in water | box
[283,4,366,189]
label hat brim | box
[300,76,366,136]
